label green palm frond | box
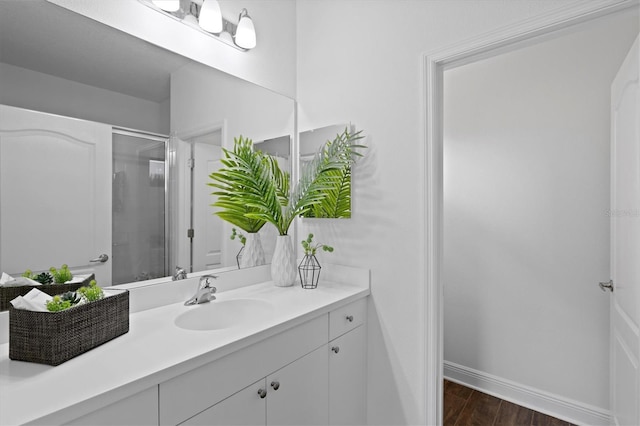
[283,128,364,227]
[306,166,352,218]
[207,136,278,233]
[208,129,365,236]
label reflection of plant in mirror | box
[302,129,365,219]
[301,233,334,256]
[49,264,73,284]
[207,136,274,234]
[210,130,365,236]
[22,269,54,284]
[230,228,247,246]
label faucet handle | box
[199,274,218,289]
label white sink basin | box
[174,298,275,331]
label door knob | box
[257,388,267,399]
[89,254,109,263]
[599,280,613,292]
[346,315,354,322]
[271,381,280,390]
[331,346,340,354]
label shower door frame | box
[112,127,171,282]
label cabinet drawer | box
[329,298,366,340]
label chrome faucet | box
[173,266,187,281]
[184,274,218,306]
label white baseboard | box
[444,361,610,426]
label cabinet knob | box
[257,388,267,399]
[346,315,354,322]
[331,346,340,354]
[271,381,280,391]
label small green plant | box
[46,295,72,312]
[49,264,73,284]
[60,291,81,305]
[34,272,54,284]
[22,269,55,284]
[230,228,247,246]
[78,280,103,302]
[301,233,334,256]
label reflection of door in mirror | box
[0,105,112,284]
[191,131,223,272]
[112,129,169,285]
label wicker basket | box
[0,274,95,311]
[9,289,129,366]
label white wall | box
[0,62,168,134]
[48,0,297,99]
[295,1,630,424]
[443,9,638,415]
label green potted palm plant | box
[209,129,364,286]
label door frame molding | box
[421,1,638,424]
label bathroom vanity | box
[0,264,369,425]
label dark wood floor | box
[444,380,576,426]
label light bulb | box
[198,0,223,33]
[152,0,180,12]
[235,9,256,49]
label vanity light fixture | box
[198,0,223,34]
[140,0,256,51]
[234,9,256,50]
[152,0,180,12]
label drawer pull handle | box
[346,315,354,322]
[271,381,280,390]
[257,388,267,399]
[332,346,340,354]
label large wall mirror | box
[0,1,294,301]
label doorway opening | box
[423,2,639,425]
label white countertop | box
[0,267,369,426]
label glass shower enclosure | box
[112,129,168,285]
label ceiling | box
[0,1,190,103]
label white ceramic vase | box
[239,232,265,268]
[271,235,297,287]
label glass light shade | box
[235,10,256,49]
[198,0,223,33]
[152,0,180,12]
[182,13,198,25]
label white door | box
[192,139,223,271]
[0,105,112,284]
[609,35,640,426]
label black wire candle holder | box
[298,255,321,289]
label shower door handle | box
[89,254,109,263]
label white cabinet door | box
[267,346,329,425]
[65,386,158,426]
[0,105,112,284]
[329,325,367,426]
[181,379,266,426]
